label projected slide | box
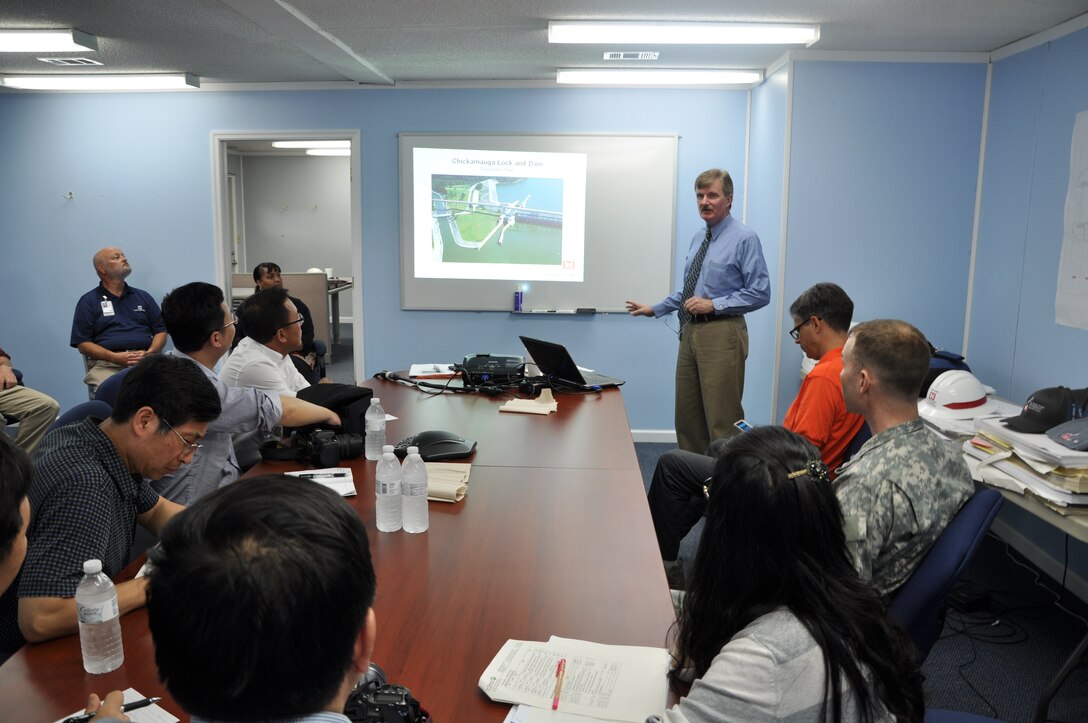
[413,147,587,282]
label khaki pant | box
[0,384,61,453]
[83,359,125,395]
[674,315,748,454]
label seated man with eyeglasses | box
[155,282,341,507]
[0,355,221,657]
[649,283,864,589]
[221,285,319,397]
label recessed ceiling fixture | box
[604,51,659,60]
[305,149,351,156]
[0,29,98,53]
[549,21,819,46]
[557,68,763,86]
[38,57,102,67]
[0,73,200,90]
[272,140,351,149]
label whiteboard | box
[399,133,677,312]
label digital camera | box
[343,664,430,723]
[296,428,364,467]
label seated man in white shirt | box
[221,286,313,396]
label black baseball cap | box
[1003,386,1088,434]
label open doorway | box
[211,131,363,384]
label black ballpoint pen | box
[63,696,162,723]
[298,472,347,478]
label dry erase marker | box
[552,658,566,710]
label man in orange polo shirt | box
[648,283,864,587]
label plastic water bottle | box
[75,559,124,674]
[375,452,403,532]
[401,446,430,533]
[364,398,386,460]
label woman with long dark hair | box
[656,426,924,722]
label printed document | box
[480,636,669,723]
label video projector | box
[460,353,525,386]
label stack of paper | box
[409,363,457,379]
[55,688,177,723]
[285,467,356,496]
[501,388,558,415]
[425,462,470,502]
[975,418,1088,468]
[480,637,669,723]
[963,442,1088,513]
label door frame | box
[210,130,364,380]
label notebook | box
[519,336,625,390]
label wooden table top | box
[0,381,674,722]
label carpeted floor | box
[634,441,1088,722]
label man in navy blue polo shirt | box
[70,247,167,393]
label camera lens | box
[334,432,365,461]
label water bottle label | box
[77,597,119,624]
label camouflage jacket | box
[834,418,974,596]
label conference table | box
[0,379,676,722]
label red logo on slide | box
[563,260,575,270]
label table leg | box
[1034,628,1088,722]
[331,292,341,345]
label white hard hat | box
[919,369,997,420]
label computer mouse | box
[393,430,477,461]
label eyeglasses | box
[221,313,238,331]
[280,313,305,329]
[789,317,815,341]
[159,415,203,454]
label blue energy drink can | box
[514,290,524,312]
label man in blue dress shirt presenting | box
[627,169,770,453]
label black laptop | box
[519,336,625,390]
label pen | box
[63,696,162,723]
[552,658,566,710]
[298,472,347,479]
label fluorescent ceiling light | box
[0,73,200,90]
[273,140,350,149]
[557,68,762,86]
[306,149,351,156]
[0,29,98,53]
[549,21,819,46]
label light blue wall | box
[972,27,1088,402]
[747,67,790,423]
[970,27,1088,581]
[776,60,987,420]
[0,88,758,428]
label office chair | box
[80,355,98,400]
[925,709,1006,722]
[842,421,872,464]
[94,366,131,407]
[888,488,1004,661]
[313,339,328,381]
[49,400,112,432]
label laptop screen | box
[519,336,587,386]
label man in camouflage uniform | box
[835,319,974,596]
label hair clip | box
[787,460,830,484]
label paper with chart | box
[479,636,669,723]
[1057,110,1088,328]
